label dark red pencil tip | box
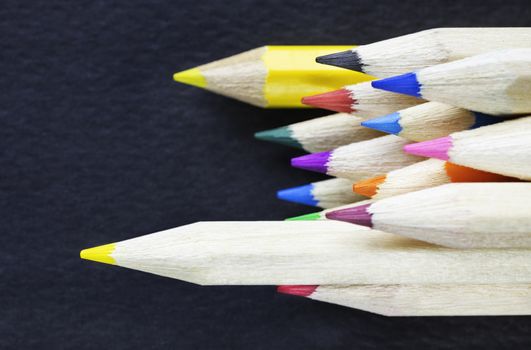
[301,89,354,113]
[325,203,373,227]
[277,285,318,297]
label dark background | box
[3,0,531,348]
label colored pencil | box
[80,221,531,285]
[277,284,531,316]
[354,158,517,199]
[173,46,372,108]
[277,178,365,209]
[315,28,531,77]
[361,102,500,142]
[286,200,374,221]
[301,81,423,117]
[404,116,531,180]
[371,49,531,115]
[291,135,423,180]
[327,183,531,249]
[255,113,383,153]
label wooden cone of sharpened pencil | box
[173,46,372,108]
[327,183,531,249]
[316,27,531,77]
[81,220,531,285]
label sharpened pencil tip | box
[326,203,373,227]
[291,151,331,174]
[371,72,421,98]
[403,136,452,160]
[353,175,386,197]
[362,112,403,135]
[254,127,302,149]
[173,68,207,88]
[315,50,363,72]
[301,89,354,113]
[80,243,116,265]
[277,285,318,297]
[277,184,318,207]
[285,212,322,221]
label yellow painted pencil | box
[173,46,373,108]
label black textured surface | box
[3,1,531,349]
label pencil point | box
[315,50,363,72]
[301,89,354,113]
[291,151,331,174]
[277,285,318,297]
[361,113,403,135]
[173,68,207,88]
[80,243,116,265]
[371,72,421,98]
[277,184,318,207]
[325,203,373,227]
[254,127,302,149]
[353,175,386,197]
[403,136,452,160]
[285,212,322,221]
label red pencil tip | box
[301,89,354,113]
[277,285,318,297]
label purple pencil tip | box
[291,151,331,174]
[403,136,453,160]
[325,203,373,227]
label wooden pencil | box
[361,102,500,142]
[354,158,517,199]
[371,49,531,115]
[301,81,423,117]
[173,46,372,108]
[277,284,531,316]
[327,183,531,249]
[285,200,374,221]
[255,113,383,153]
[80,220,531,285]
[315,28,531,77]
[277,178,365,209]
[291,135,423,180]
[404,116,531,180]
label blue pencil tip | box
[277,184,318,207]
[371,72,422,98]
[361,112,403,135]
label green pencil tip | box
[285,212,323,221]
[254,126,302,149]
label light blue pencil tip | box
[277,184,318,207]
[361,112,403,135]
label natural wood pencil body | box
[302,284,531,316]
[367,183,531,248]
[444,116,531,180]
[327,135,423,180]
[346,28,531,77]
[82,221,531,285]
[311,178,364,208]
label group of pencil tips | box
[82,28,531,317]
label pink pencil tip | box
[325,203,373,227]
[301,89,354,113]
[291,151,331,174]
[403,136,453,160]
[277,285,318,297]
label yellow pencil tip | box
[173,68,207,88]
[80,243,116,265]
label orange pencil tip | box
[353,175,386,197]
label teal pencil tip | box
[254,126,302,149]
